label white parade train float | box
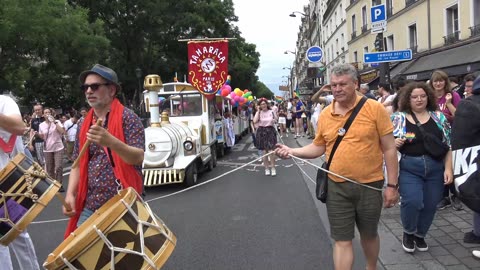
[141,75,248,187]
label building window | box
[408,24,417,53]
[339,4,343,18]
[351,14,357,39]
[471,0,480,37]
[362,6,367,27]
[386,0,393,18]
[372,0,380,6]
[444,4,460,44]
[354,51,358,63]
[341,33,344,50]
[335,11,337,26]
[364,46,369,54]
[386,35,394,51]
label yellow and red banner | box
[188,40,228,99]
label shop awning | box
[400,41,480,81]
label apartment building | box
[291,1,325,96]
[346,0,480,85]
[322,0,350,83]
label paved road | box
[11,136,340,269]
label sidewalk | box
[291,135,480,270]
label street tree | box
[0,0,110,109]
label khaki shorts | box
[326,178,384,241]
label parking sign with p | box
[371,4,386,23]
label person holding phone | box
[38,107,65,190]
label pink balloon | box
[234,96,240,102]
[239,97,245,103]
[223,85,232,93]
[230,99,235,105]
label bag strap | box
[326,96,368,169]
[410,112,427,135]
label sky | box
[232,0,309,97]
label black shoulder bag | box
[316,97,367,203]
[411,113,449,160]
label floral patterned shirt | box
[73,108,144,211]
[390,111,451,147]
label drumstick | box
[55,192,72,212]
[71,119,103,169]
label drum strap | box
[0,135,17,154]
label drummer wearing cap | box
[0,95,40,269]
[63,64,145,237]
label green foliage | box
[1,0,266,110]
[0,0,110,109]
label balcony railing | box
[409,45,418,54]
[470,24,480,37]
[351,31,357,40]
[361,24,368,33]
[443,31,460,45]
[405,0,417,8]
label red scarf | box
[64,98,143,238]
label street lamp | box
[289,11,307,18]
[284,50,296,55]
[283,67,292,70]
[135,67,143,114]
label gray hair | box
[360,83,369,91]
[330,64,359,82]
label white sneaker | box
[271,168,276,176]
[473,250,480,259]
[265,169,270,176]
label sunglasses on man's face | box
[80,82,110,92]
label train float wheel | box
[185,162,198,186]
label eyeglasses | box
[410,94,427,100]
[80,83,110,92]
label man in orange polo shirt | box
[276,63,399,270]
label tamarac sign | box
[188,40,229,99]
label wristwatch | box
[386,183,399,189]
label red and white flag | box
[188,40,228,99]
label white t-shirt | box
[0,95,24,169]
[63,119,77,142]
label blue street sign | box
[371,4,386,23]
[306,46,323,63]
[364,49,412,63]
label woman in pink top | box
[38,108,65,188]
[430,70,461,125]
[429,70,462,211]
[253,98,277,176]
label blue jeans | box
[399,155,444,238]
[77,208,94,227]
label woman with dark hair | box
[391,82,453,253]
[253,98,277,176]
[429,70,463,210]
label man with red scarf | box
[63,64,145,237]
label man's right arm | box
[63,166,79,216]
[275,143,325,160]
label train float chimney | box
[144,75,163,127]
